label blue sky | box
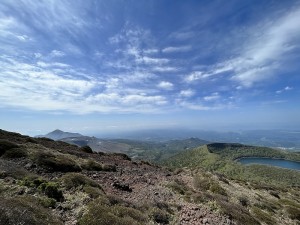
[0,0,300,135]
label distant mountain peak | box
[36,129,83,141]
[50,129,64,133]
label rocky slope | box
[0,129,233,225]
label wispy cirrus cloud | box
[50,50,65,58]
[0,0,299,118]
[184,71,211,83]
[0,56,170,113]
[203,92,220,101]
[228,7,300,87]
[276,86,293,94]
[162,45,192,53]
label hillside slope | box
[1,129,299,225]
[0,129,233,225]
[61,136,209,162]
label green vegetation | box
[81,159,116,172]
[150,208,170,224]
[0,196,63,225]
[61,173,101,190]
[78,196,148,225]
[0,159,29,179]
[286,206,300,220]
[20,176,63,201]
[82,159,103,171]
[110,138,208,162]
[33,151,81,172]
[218,200,260,225]
[163,145,300,187]
[79,145,93,153]
[167,180,188,195]
[102,163,117,172]
[251,206,276,225]
[206,143,300,160]
[1,147,27,158]
[1,129,299,225]
[0,140,27,159]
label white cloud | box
[170,31,195,40]
[16,35,30,41]
[0,60,170,113]
[203,92,220,101]
[152,66,178,72]
[34,53,42,58]
[179,89,195,97]
[162,45,191,53]
[37,61,70,68]
[50,50,65,57]
[229,7,300,87]
[144,49,159,54]
[185,71,211,82]
[178,101,222,111]
[276,86,293,94]
[139,56,169,65]
[157,81,174,90]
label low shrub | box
[112,153,131,161]
[79,146,93,153]
[193,175,211,191]
[38,197,56,208]
[0,140,19,156]
[0,196,63,225]
[83,186,103,198]
[1,147,27,158]
[61,173,101,190]
[25,137,38,143]
[209,182,227,196]
[218,200,260,225]
[192,192,213,204]
[82,160,103,171]
[253,201,278,213]
[39,182,64,201]
[102,164,117,172]
[151,208,170,224]
[0,159,28,179]
[279,199,300,208]
[286,206,300,221]
[251,206,276,225]
[20,176,44,188]
[238,196,249,207]
[21,176,63,201]
[78,197,147,225]
[269,191,280,199]
[167,180,187,195]
[33,151,81,172]
[112,205,148,222]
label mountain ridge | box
[36,129,83,140]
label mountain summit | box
[36,129,83,140]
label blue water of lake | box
[237,157,300,171]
